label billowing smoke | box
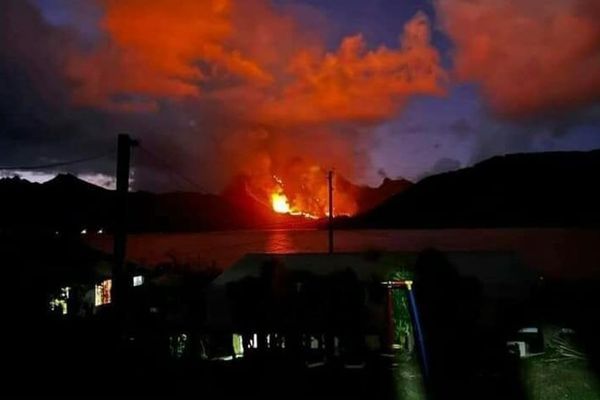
[3,0,597,215]
[435,0,600,118]
[65,0,445,215]
[0,0,118,184]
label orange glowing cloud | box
[436,0,600,117]
[260,12,445,124]
[64,1,444,216]
[68,1,443,119]
[68,0,272,111]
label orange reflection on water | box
[265,230,296,254]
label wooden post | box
[113,134,135,315]
[328,170,334,254]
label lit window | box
[250,333,258,349]
[132,275,144,287]
[232,334,244,358]
[95,279,112,306]
[49,286,70,315]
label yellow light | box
[271,192,291,214]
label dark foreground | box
[5,230,600,398]
[7,278,600,399]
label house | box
[204,250,538,362]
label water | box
[85,228,600,278]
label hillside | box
[0,173,409,233]
[353,150,600,228]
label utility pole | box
[328,170,334,254]
[113,134,136,318]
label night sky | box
[1,0,599,192]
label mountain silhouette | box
[0,173,409,233]
[352,149,600,228]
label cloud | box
[1,0,446,215]
[64,1,444,214]
[67,0,269,111]
[0,0,113,171]
[436,0,600,117]
[259,12,445,125]
[426,157,462,178]
[448,117,473,137]
[68,2,444,122]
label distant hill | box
[221,174,413,218]
[0,174,308,233]
[335,175,413,213]
[0,172,409,233]
[6,150,595,232]
[352,150,600,228]
[0,174,114,234]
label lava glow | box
[270,191,319,219]
[271,192,291,214]
[269,180,321,219]
[264,172,354,219]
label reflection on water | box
[265,230,296,253]
[85,228,600,278]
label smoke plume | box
[63,0,445,215]
[435,0,600,118]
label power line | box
[0,151,114,171]
[137,145,208,194]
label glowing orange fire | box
[265,169,361,219]
[269,175,322,219]
[271,192,291,214]
[270,190,320,219]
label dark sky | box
[1,0,599,192]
